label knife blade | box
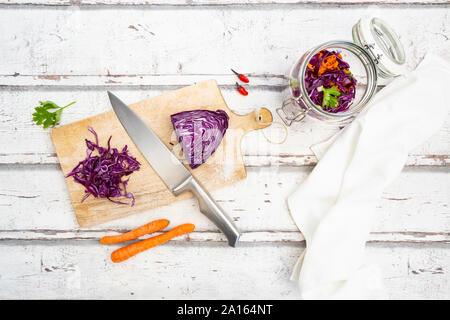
[107,91,240,247]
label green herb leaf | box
[32,100,76,128]
[54,109,63,124]
[39,101,60,110]
[290,78,299,89]
[322,86,342,108]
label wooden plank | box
[0,0,69,5]
[0,166,448,242]
[1,88,449,166]
[0,74,286,87]
[3,152,448,166]
[0,0,448,5]
[1,230,448,243]
[0,8,448,76]
[0,241,447,299]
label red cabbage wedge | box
[170,109,229,169]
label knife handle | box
[173,176,241,247]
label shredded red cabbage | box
[170,109,229,169]
[305,49,357,113]
[65,127,140,205]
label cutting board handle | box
[235,107,273,132]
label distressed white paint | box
[0,2,449,299]
[1,0,450,5]
[0,88,449,166]
[0,166,448,239]
[0,242,448,299]
[0,7,449,166]
[0,8,448,75]
[2,230,450,243]
[0,74,287,87]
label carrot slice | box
[100,219,169,244]
[110,223,195,263]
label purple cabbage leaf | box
[170,109,229,169]
[65,126,140,206]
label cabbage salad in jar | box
[304,50,357,114]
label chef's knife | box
[107,92,240,247]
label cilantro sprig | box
[321,86,342,109]
[32,100,76,128]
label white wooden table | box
[0,0,449,299]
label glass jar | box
[277,16,406,125]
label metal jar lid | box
[352,16,407,78]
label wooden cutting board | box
[51,80,272,227]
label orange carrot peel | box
[100,219,169,244]
[110,223,195,263]
[318,55,340,76]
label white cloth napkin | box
[287,54,450,299]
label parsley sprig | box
[321,86,342,108]
[32,100,76,128]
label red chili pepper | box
[236,82,248,96]
[231,69,249,83]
